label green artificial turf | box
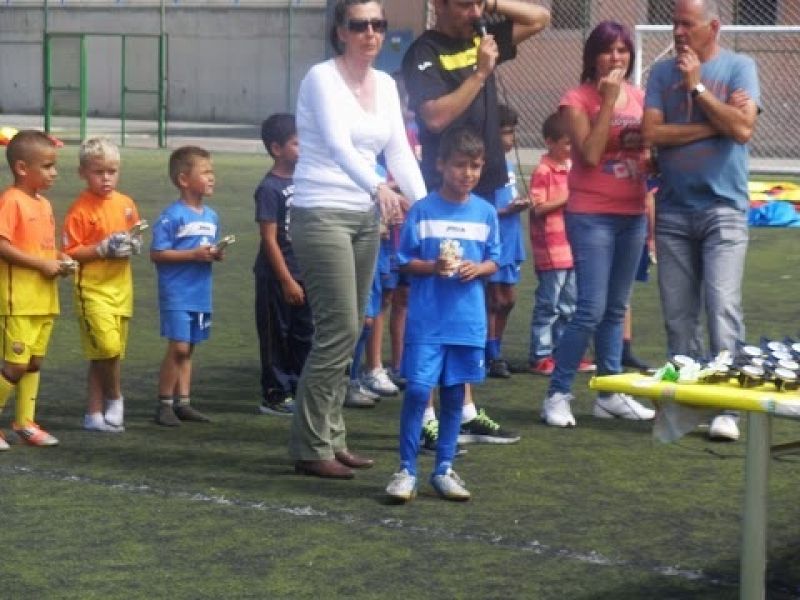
[0,147,799,598]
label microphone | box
[473,18,487,37]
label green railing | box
[43,32,166,147]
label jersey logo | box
[417,61,433,71]
[176,222,217,239]
[439,46,478,71]
[418,219,490,242]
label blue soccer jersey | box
[492,159,526,268]
[398,191,500,347]
[151,200,219,312]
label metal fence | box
[43,33,165,145]
[0,2,326,146]
[2,0,798,161]
[437,0,800,162]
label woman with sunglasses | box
[289,0,426,479]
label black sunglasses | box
[347,18,388,33]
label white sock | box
[423,406,436,424]
[84,412,105,428]
[461,402,478,424]
[105,396,124,427]
[84,412,123,433]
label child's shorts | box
[401,343,485,387]
[160,311,212,344]
[365,270,383,319]
[383,269,410,290]
[78,313,129,360]
[0,315,54,363]
[488,263,521,285]
[365,241,397,319]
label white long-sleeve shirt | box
[293,59,427,211]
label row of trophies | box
[653,339,800,392]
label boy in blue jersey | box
[151,146,225,427]
[486,104,528,379]
[345,164,400,408]
[386,126,500,503]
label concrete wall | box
[0,5,327,122]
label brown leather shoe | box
[334,450,374,469]
[294,459,354,479]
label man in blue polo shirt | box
[643,0,760,441]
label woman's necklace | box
[339,58,368,97]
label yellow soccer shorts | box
[78,313,129,360]
[0,315,55,364]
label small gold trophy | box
[439,239,463,278]
[215,234,237,251]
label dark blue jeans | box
[548,212,647,395]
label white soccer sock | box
[84,412,123,432]
[461,402,478,424]
[84,412,105,428]
[105,396,124,427]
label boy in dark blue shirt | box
[253,114,312,416]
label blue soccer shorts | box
[160,310,212,344]
[401,343,485,388]
[488,263,521,285]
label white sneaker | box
[431,468,471,501]
[709,414,740,441]
[343,381,378,408]
[541,392,576,427]
[362,367,399,397]
[83,413,124,433]
[386,468,417,502]
[0,431,9,451]
[593,393,655,420]
[104,397,124,427]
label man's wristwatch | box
[690,82,707,99]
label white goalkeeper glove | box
[96,232,133,258]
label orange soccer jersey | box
[62,189,140,316]
[0,186,59,316]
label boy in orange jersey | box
[62,137,143,433]
[0,130,72,450]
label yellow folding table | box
[590,373,800,600]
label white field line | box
[1,464,734,589]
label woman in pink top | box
[541,21,655,428]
